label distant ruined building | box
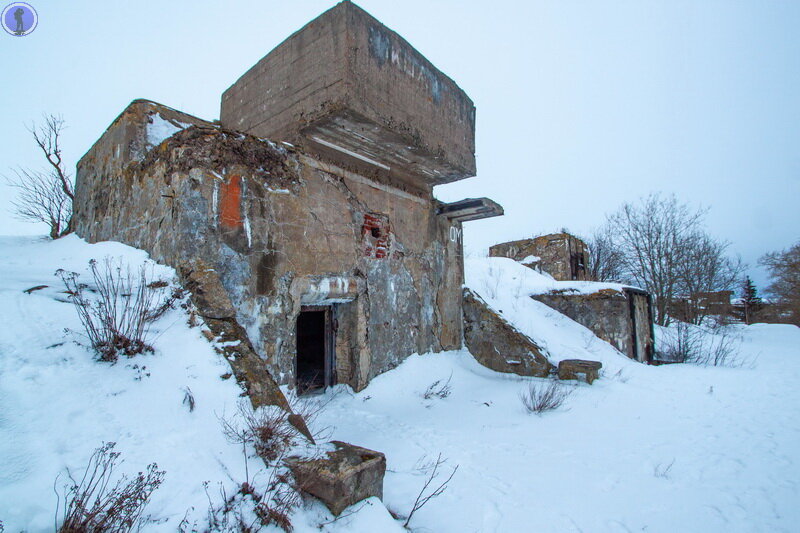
[492,233,656,364]
[490,232,591,281]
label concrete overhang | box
[437,198,504,222]
[220,1,476,189]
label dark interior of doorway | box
[296,310,327,395]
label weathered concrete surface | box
[490,233,590,281]
[531,288,655,363]
[286,441,386,516]
[220,1,475,191]
[462,288,553,377]
[557,359,602,385]
[73,100,465,394]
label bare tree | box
[760,241,800,325]
[586,227,623,282]
[5,114,74,239]
[601,194,705,325]
[598,194,740,326]
[675,231,743,324]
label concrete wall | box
[220,1,475,190]
[490,233,590,281]
[531,288,654,363]
[462,289,552,377]
[630,291,654,363]
[74,100,464,392]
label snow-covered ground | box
[2,237,799,532]
[312,326,800,532]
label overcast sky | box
[1,0,798,289]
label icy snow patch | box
[146,112,191,148]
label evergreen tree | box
[741,276,762,324]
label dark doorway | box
[296,306,334,394]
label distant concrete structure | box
[531,287,655,363]
[490,233,590,281]
[489,233,655,364]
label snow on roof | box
[145,112,193,149]
[465,256,633,297]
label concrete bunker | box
[489,234,656,364]
[531,287,655,363]
[72,1,504,402]
[490,232,591,281]
[72,0,509,512]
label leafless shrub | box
[422,374,452,400]
[657,322,701,364]
[56,258,173,362]
[657,322,744,367]
[520,379,573,414]
[403,454,458,528]
[55,442,165,533]
[212,396,332,532]
[221,403,298,467]
[4,115,74,239]
[203,468,300,533]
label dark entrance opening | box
[296,306,334,395]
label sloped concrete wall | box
[462,288,552,377]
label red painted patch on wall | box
[362,213,390,259]
[219,175,243,229]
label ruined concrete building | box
[491,234,656,364]
[531,288,655,363]
[490,232,590,281]
[73,1,502,400]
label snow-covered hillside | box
[308,256,800,531]
[2,237,799,532]
[0,236,399,532]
